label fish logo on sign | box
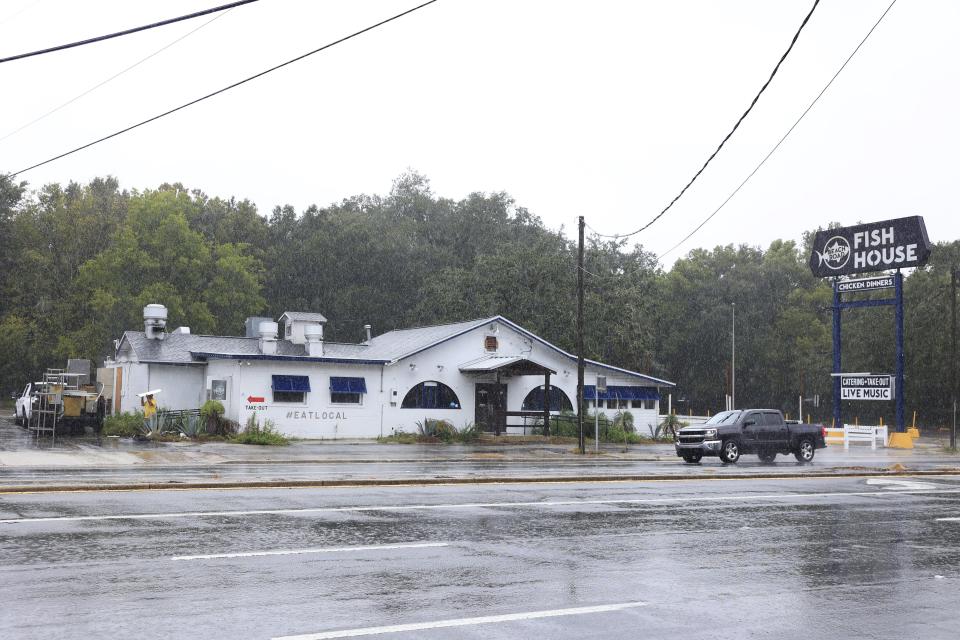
[814,235,851,270]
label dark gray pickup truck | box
[675,409,827,464]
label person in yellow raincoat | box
[141,393,157,434]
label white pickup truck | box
[14,382,33,426]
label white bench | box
[843,424,888,449]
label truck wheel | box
[719,439,740,464]
[794,438,815,463]
[758,450,777,463]
[682,454,702,464]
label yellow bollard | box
[855,416,859,426]
[889,432,914,449]
[879,416,884,427]
[908,411,919,438]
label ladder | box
[28,369,79,442]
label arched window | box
[521,385,573,412]
[402,381,462,409]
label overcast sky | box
[2,0,957,266]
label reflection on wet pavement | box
[2,478,960,639]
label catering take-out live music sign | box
[839,374,894,401]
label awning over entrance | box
[463,356,556,436]
[459,355,556,376]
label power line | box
[578,264,604,280]
[0,9,232,144]
[588,0,821,240]
[0,0,259,64]
[659,0,898,262]
[10,0,441,177]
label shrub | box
[200,400,224,420]
[385,420,482,444]
[613,410,635,433]
[606,425,644,444]
[656,414,688,439]
[219,419,240,437]
[232,413,289,445]
[102,411,144,437]
[453,421,481,443]
[417,419,457,442]
[200,399,231,436]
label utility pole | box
[952,265,957,450]
[576,216,586,454]
[731,302,736,409]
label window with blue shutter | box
[271,375,311,403]
[329,377,367,404]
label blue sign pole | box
[833,280,842,430]
[895,271,905,432]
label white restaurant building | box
[105,305,674,438]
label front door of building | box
[475,383,507,433]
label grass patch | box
[232,413,289,446]
[377,431,420,444]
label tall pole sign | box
[809,216,931,277]
[809,216,932,434]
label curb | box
[2,468,960,493]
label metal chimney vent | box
[143,304,168,340]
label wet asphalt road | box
[3,448,959,489]
[3,476,960,639]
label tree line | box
[1,171,957,428]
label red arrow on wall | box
[247,396,265,403]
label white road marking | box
[935,517,960,522]
[865,478,940,490]
[171,541,448,561]
[3,488,959,525]
[271,601,648,639]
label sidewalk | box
[2,416,960,491]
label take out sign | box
[809,216,931,278]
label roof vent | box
[259,321,279,355]
[280,311,327,344]
[144,304,168,340]
[245,316,274,338]
[172,327,191,335]
[304,323,324,357]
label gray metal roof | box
[119,332,307,364]
[362,318,491,362]
[117,315,674,386]
[279,311,328,323]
